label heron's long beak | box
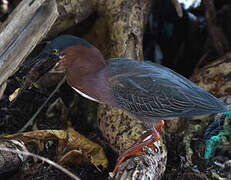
[27,52,62,83]
[9,52,62,106]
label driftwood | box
[48,0,94,37]
[0,82,6,99]
[191,52,231,97]
[0,0,58,98]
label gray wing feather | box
[107,58,226,118]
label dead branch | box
[112,138,167,180]
[191,52,231,97]
[0,0,58,96]
[0,82,6,99]
[48,0,94,36]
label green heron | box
[31,35,227,174]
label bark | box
[0,0,58,95]
[0,82,6,100]
[48,0,94,36]
[191,52,231,97]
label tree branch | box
[0,0,58,95]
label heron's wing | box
[106,58,226,118]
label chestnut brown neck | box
[62,45,107,101]
[63,45,106,77]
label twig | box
[18,76,66,132]
[0,146,80,180]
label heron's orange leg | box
[146,120,164,149]
[155,120,165,131]
[112,120,164,175]
[134,120,164,146]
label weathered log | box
[48,0,94,36]
[0,82,6,100]
[112,138,167,180]
[191,52,231,97]
[0,0,58,96]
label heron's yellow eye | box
[52,49,58,53]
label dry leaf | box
[6,128,108,169]
[9,88,20,101]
